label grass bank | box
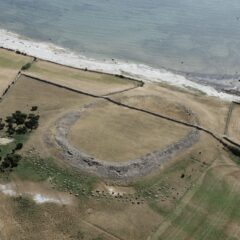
[14,155,98,198]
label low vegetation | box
[133,144,214,218]
[0,108,39,172]
[21,62,32,71]
[13,196,40,219]
[15,156,98,198]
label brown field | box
[25,60,138,96]
[113,83,230,134]
[0,75,95,157]
[227,103,240,143]
[69,100,190,162]
[0,48,32,97]
[0,49,240,240]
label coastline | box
[0,28,239,102]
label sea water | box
[0,0,240,99]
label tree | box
[0,123,5,130]
[5,116,15,124]
[16,126,27,135]
[21,62,32,71]
[0,153,22,171]
[15,143,23,150]
[31,106,38,111]
[25,114,39,130]
[12,111,27,125]
[7,127,15,136]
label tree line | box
[0,106,40,172]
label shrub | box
[15,143,23,150]
[181,173,185,178]
[16,126,28,135]
[31,106,38,111]
[0,153,22,171]
[0,123,5,130]
[21,62,32,71]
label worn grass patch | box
[13,196,40,219]
[15,156,98,197]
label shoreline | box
[0,28,239,102]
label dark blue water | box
[0,0,240,76]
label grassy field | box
[25,59,138,96]
[69,100,190,162]
[14,156,98,196]
[0,74,96,158]
[150,163,240,240]
[113,83,230,134]
[1,147,238,240]
[0,48,32,97]
[115,95,196,124]
[0,49,239,240]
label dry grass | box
[85,199,163,240]
[69,100,190,162]
[25,60,137,96]
[227,104,240,143]
[0,49,32,97]
[115,94,195,123]
[113,83,230,134]
[150,161,240,240]
[0,49,239,240]
[0,194,113,240]
[0,75,95,157]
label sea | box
[0,0,240,100]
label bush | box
[5,116,15,124]
[228,146,240,157]
[0,153,22,171]
[0,123,5,130]
[15,143,23,150]
[16,126,27,135]
[31,106,38,111]
[12,111,27,125]
[7,128,15,136]
[21,62,32,71]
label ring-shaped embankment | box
[52,101,200,180]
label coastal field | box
[0,49,240,240]
[24,59,139,96]
[0,48,32,98]
[113,83,230,134]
